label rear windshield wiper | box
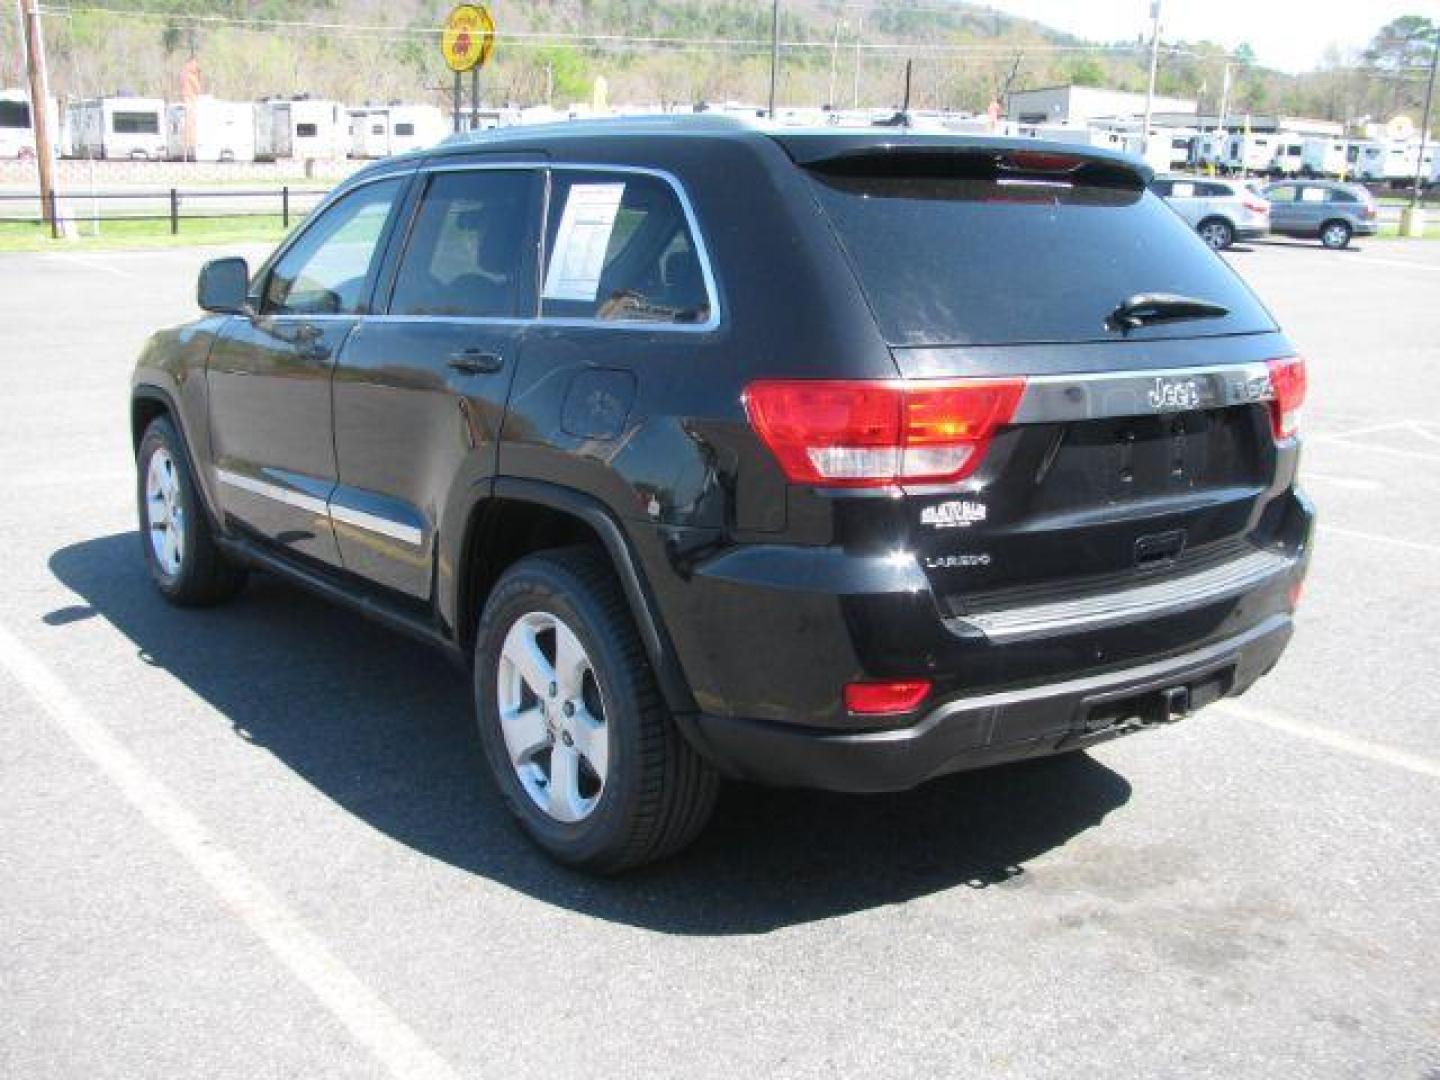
[1108,293,1230,333]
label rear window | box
[807,158,1275,346]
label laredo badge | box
[920,500,987,529]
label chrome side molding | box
[216,468,424,548]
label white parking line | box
[0,622,461,1080]
[1343,253,1440,272]
[1313,440,1440,465]
[1299,472,1382,492]
[1215,700,1440,781]
[40,252,139,279]
[1319,524,1440,555]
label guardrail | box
[0,186,332,238]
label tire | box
[136,416,248,606]
[1320,220,1352,249]
[1198,217,1234,250]
[474,545,719,873]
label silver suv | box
[1260,180,1378,249]
[1150,175,1271,249]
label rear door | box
[1265,183,1300,231]
[330,165,541,599]
[801,150,1288,612]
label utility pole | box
[1213,62,1231,174]
[1141,0,1162,156]
[852,11,864,109]
[767,0,780,119]
[1408,26,1438,214]
[827,16,845,108]
[18,0,57,234]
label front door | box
[331,166,540,599]
[207,175,407,565]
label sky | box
[982,0,1440,73]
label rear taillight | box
[1362,204,1377,219]
[743,379,1026,487]
[845,679,932,716]
[1266,356,1307,440]
[1243,198,1269,214]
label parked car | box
[1150,174,1270,249]
[1261,179,1379,248]
[130,118,1312,871]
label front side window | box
[263,178,402,316]
[1266,185,1297,203]
[541,171,712,325]
[388,169,535,318]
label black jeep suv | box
[131,117,1312,871]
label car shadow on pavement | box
[49,532,1133,936]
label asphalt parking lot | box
[1,236,1437,1079]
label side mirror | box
[197,257,251,315]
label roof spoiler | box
[771,131,1153,186]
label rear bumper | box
[681,613,1293,792]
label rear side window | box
[1327,189,1358,204]
[807,158,1274,346]
[541,171,712,325]
[389,169,536,318]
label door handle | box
[448,349,504,375]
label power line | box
[33,3,1220,59]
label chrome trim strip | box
[328,502,424,546]
[217,468,424,546]
[1012,362,1275,423]
[946,549,1293,644]
[216,468,329,516]
[417,160,723,333]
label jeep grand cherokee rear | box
[675,136,1312,792]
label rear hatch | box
[790,141,1297,618]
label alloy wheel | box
[496,611,609,824]
[145,447,185,577]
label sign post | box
[440,4,496,133]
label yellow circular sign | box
[441,4,495,73]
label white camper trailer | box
[1224,131,1275,174]
[166,97,255,162]
[1269,137,1305,177]
[0,89,53,158]
[69,96,167,160]
[255,98,347,161]
[1192,130,1227,170]
[348,104,446,158]
[1300,137,1348,178]
[1358,140,1437,186]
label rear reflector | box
[744,378,1026,487]
[844,679,933,716]
[1266,356,1307,439]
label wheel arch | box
[131,384,225,531]
[452,478,697,716]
